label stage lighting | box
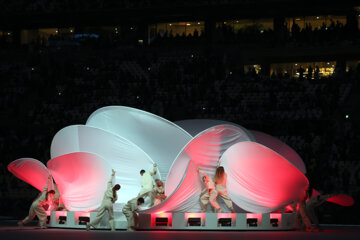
[155,217,168,226]
[187,217,201,226]
[218,218,232,227]
[59,216,67,224]
[247,218,258,227]
[78,216,90,225]
[270,218,279,227]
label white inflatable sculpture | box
[8,106,311,213]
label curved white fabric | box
[220,141,309,213]
[175,119,255,140]
[47,152,111,211]
[141,160,202,213]
[50,125,158,204]
[8,158,50,191]
[250,130,306,173]
[86,106,192,179]
[165,125,252,197]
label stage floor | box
[1,225,360,240]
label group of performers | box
[198,167,234,213]
[17,163,326,231]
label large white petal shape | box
[175,119,255,140]
[141,160,201,213]
[250,130,306,173]
[50,125,157,203]
[86,106,192,179]
[8,158,50,191]
[221,141,309,213]
[165,125,252,197]
[47,152,111,211]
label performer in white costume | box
[214,166,235,213]
[86,169,120,231]
[122,197,145,231]
[18,175,55,229]
[305,187,335,231]
[198,169,222,212]
[154,179,166,206]
[138,163,157,207]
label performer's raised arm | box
[42,174,51,192]
[149,163,157,176]
[198,169,210,180]
[107,169,115,189]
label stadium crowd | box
[1,22,359,224]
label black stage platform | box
[1,225,360,240]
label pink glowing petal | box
[8,158,50,191]
[312,189,321,197]
[221,141,309,213]
[327,194,354,206]
[47,152,111,211]
[165,125,251,197]
[141,160,202,213]
[250,130,306,173]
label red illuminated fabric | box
[7,158,50,191]
[165,125,251,197]
[141,161,202,213]
[220,141,309,213]
[326,194,354,206]
[50,125,156,204]
[250,130,306,173]
[47,152,111,211]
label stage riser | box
[48,211,128,229]
[139,213,295,230]
[47,211,295,230]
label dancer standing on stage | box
[214,166,235,213]
[154,179,166,205]
[86,169,120,231]
[18,175,55,229]
[138,163,157,207]
[197,168,222,212]
[122,197,145,231]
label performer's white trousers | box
[122,209,138,230]
[90,199,115,231]
[200,189,221,211]
[215,184,233,209]
[295,204,313,230]
[22,201,47,227]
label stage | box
[46,211,295,231]
[1,224,360,240]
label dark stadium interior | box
[0,0,360,235]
